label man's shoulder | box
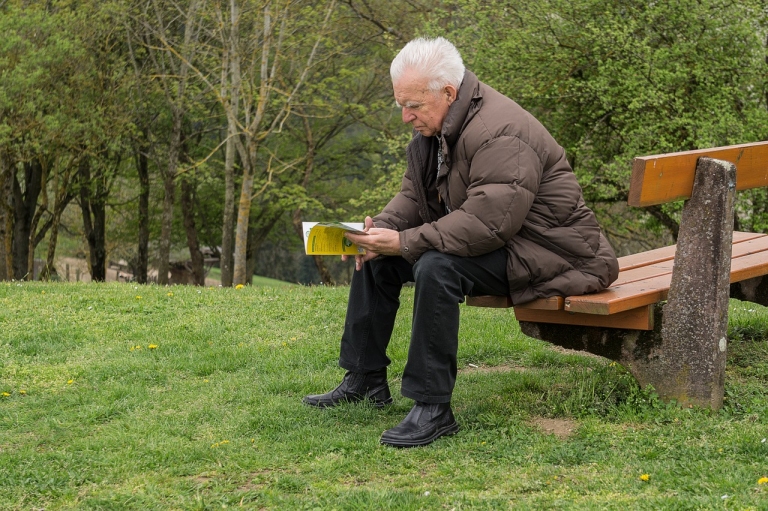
[465,83,556,154]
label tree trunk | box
[136,135,150,284]
[646,204,680,241]
[180,176,205,286]
[12,161,44,280]
[313,256,335,285]
[157,172,175,285]
[40,175,75,281]
[219,0,239,288]
[220,123,236,287]
[158,109,183,285]
[25,160,51,280]
[79,158,107,282]
[40,209,61,281]
[0,151,13,280]
[232,164,254,286]
[244,207,282,284]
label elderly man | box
[304,37,618,447]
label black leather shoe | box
[303,368,393,408]
[380,401,459,447]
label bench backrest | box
[629,141,768,207]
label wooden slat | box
[616,231,761,272]
[566,234,768,315]
[513,297,564,310]
[465,295,512,308]
[514,304,654,331]
[730,251,768,283]
[565,274,672,315]
[613,260,674,286]
[466,233,768,315]
[628,141,768,207]
[618,245,677,272]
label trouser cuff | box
[401,388,451,404]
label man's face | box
[393,70,457,138]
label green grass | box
[1,282,767,510]
[206,267,295,287]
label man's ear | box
[444,84,458,105]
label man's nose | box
[402,108,415,124]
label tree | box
[130,0,209,284]
[0,150,12,280]
[0,5,84,280]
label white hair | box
[390,37,465,92]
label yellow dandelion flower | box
[639,474,650,482]
[1,392,10,397]
[758,477,768,485]
[41,291,45,295]
[67,379,74,385]
[235,284,244,289]
[19,390,26,395]
[148,344,158,349]
[136,296,142,299]
[167,292,173,297]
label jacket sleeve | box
[400,135,541,263]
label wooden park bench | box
[467,141,768,409]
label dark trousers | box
[339,249,509,403]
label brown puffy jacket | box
[374,71,619,304]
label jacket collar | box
[440,70,481,149]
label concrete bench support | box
[657,157,736,409]
[522,157,739,408]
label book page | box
[302,222,366,255]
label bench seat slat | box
[565,234,768,314]
[466,232,768,322]
[565,275,672,315]
[730,251,768,283]
[511,296,563,310]
[617,231,764,272]
[617,245,676,272]
[514,304,654,330]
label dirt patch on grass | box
[529,417,579,439]
[458,363,526,374]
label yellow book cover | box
[302,222,366,255]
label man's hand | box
[341,216,401,271]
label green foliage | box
[349,132,412,218]
[1,282,768,508]
[429,0,768,239]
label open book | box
[302,222,367,255]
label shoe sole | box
[379,421,460,448]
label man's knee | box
[413,251,457,281]
[367,255,413,284]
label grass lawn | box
[1,281,767,510]
[205,267,295,288]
